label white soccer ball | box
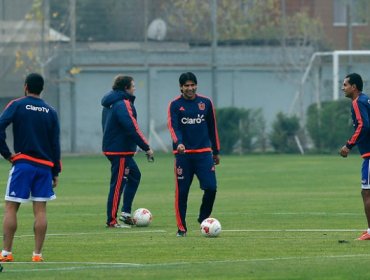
[200,218,222,237]
[133,208,153,227]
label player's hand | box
[7,152,20,163]
[52,176,58,188]
[177,144,186,154]
[146,149,154,162]
[339,145,350,158]
[213,155,220,165]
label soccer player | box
[167,72,220,237]
[339,73,370,240]
[102,74,154,228]
[0,73,61,262]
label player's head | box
[345,73,363,91]
[179,72,198,100]
[112,75,135,95]
[179,72,197,87]
[25,73,44,95]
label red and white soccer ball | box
[200,218,222,237]
[133,208,153,227]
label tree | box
[270,112,301,153]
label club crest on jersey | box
[125,167,130,175]
[176,166,183,176]
[198,102,205,110]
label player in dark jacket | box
[167,72,220,237]
[0,73,61,262]
[102,75,154,228]
[339,73,370,240]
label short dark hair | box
[346,73,363,91]
[112,75,133,91]
[179,72,197,86]
[25,73,44,95]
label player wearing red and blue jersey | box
[102,75,154,228]
[340,73,370,240]
[0,73,61,262]
[167,72,220,237]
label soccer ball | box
[200,218,221,237]
[133,208,152,227]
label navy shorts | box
[5,162,55,203]
[361,158,370,189]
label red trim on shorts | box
[12,154,54,167]
[103,152,136,156]
[173,148,212,154]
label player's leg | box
[194,153,217,224]
[120,158,141,225]
[31,164,57,261]
[358,158,370,240]
[362,190,370,227]
[2,201,20,253]
[32,201,47,255]
[106,156,127,226]
[174,154,193,235]
[1,163,33,261]
[121,157,141,214]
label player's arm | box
[51,111,62,178]
[167,101,184,152]
[206,99,220,161]
[345,100,370,150]
[115,101,150,152]
[0,102,16,160]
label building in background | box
[0,0,369,153]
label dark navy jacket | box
[0,96,61,176]
[346,92,370,158]
[101,90,150,156]
[167,94,220,155]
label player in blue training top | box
[0,73,61,262]
[102,74,154,228]
[167,72,220,237]
[339,73,370,241]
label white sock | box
[2,250,11,256]
[33,252,42,257]
[367,228,370,234]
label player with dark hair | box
[339,73,370,240]
[0,73,61,262]
[102,74,154,228]
[167,72,220,237]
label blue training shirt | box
[0,96,61,176]
[167,94,220,155]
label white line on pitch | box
[221,229,362,232]
[15,229,167,238]
[4,254,370,273]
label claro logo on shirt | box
[181,114,205,124]
[25,105,49,113]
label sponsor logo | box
[10,191,16,196]
[181,114,205,125]
[179,106,185,111]
[198,102,205,110]
[25,104,49,113]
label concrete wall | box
[21,44,370,154]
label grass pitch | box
[0,153,369,279]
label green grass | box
[0,153,369,279]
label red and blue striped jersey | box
[167,94,220,155]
